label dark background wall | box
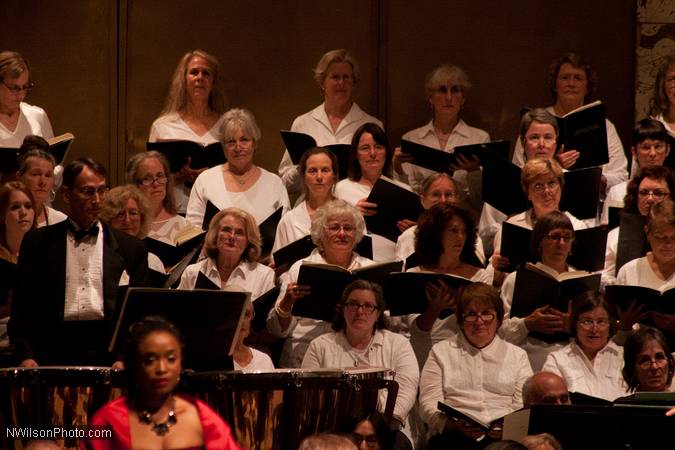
[1,0,636,184]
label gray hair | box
[310,199,365,247]
[313,49,360,87]
[519,108,559,144]
[220,108,261,142]
[425,64,472,98]
[100,184,152,238]
[521,433,563,450]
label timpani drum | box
[183,367,398,450]
[0,367,125,450]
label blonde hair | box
[99,184,151,238]
[203,207,261,262]
[521,158,564,194]
[160,50,226,116]
[313,49,360,87]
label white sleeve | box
[498,273,529,344]
[418,345,447,436]
[278,150,303,193]
[512,351,534,409]
[601,229,618,288]
[541,352,563,377]
[602,120,628,189]
[40,109,54,140]
[301,337,323,369]
[176,264,198,290]
[390,335,420,420]
[512,136,526,167]
[185,173,208,229]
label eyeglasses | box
[636,353,669,369]
[350,433,379,448]
[2,80,34,94]
[114,209,140,221]
[463,311,495,323]
[543,233,574,243]
[525,134,556,145]
[531,180,560,193]
[76,186,108,199]
[637,142,668,154]
[137,175,168,186]
[344,302,378,313]
[638,189,669,199]
[324,223,356,234]
[578,318,610,330]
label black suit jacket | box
[8,220,150,364]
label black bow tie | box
[68,222,99,241]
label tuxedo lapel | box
[102,224,125,318]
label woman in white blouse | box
[303,280,419,449]
[186,108,290,229]
[278,49,382,194]
[395,173,485,267]
[500,211,577,371]
[407,204,492,365]
[602,166,674,287]
[178,207,274,301]
[16,148,66,227]
[394,64,490,216]
[233,302,274,372]
[419,282,532,449]
[616,199,675,336]
[272,147,338,257]
[127,151,191,245]
[335,122,408,261]
[510,53,627,190]
[490,157,586,286]
[542,291,626,401]
[267,199,373,368]
[149,50,227,213]
[0,52,53,149]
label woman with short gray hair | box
[267,199,373,367]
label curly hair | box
[414,203,476,268]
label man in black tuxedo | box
[9,158,149,366]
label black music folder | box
[384,271,472,316]
[511,262,600,342]
[481,153,528,216]
[0,258,16,306]
[144,228,206,268]
[259,207,283,256]
[556,101,609,170]
[501,223,607,273]
[280,130,349,179]
[559,166,603,219]
[438,401,506,431]
[365,178,423,242]
[202,200,220,230]
[0,132,74,173]
[147,140,225,173]
[110,287,248,371]
[293,260,403,321]
[615,213,649,275]
[400,139,510,173]
[605,284,675,326]
[500,222,536,272]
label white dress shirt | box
[148,214,191,244]
[186,165,290,229]
[0,102,54,147]
[271,200,312,255]
[542,339,627,401]
[511,107,628,190]
[177,258,275,301]
[602,226,620,287]
[278,103,383,193]
[616,256,675,288]
[267,248,373,367]
[419,332,532,437]
[601,181,628,225]
[64,223,105,321]
[148,112,226,213]
[234,348,275,372]
[302,329,419,443]
[38,206,67,228]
